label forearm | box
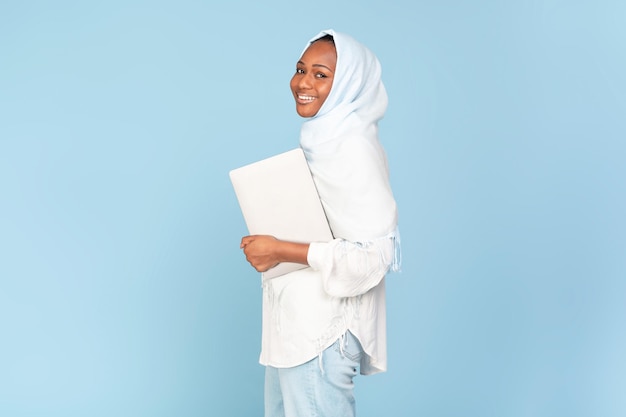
[275,240,310,265]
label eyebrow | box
[297,60,334,73]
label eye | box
[295,68,305,74]
[315,72,328,78]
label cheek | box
[318,86,332,106]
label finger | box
[240,235,254,248]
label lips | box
[296,94,316,103]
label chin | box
[296,106,318,118]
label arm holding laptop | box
[240,233,397,298]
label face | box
[290,40,337,118]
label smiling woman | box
[239,29,401,417]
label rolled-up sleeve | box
[307,235,396,298]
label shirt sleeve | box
[307,234,398,298]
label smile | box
[297,94,316,103]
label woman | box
[240,29,400,417]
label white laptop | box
[229,148,334,279]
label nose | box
[297,73,313,90]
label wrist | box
[276,240,310,265]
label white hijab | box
[299,29,399,246]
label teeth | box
[298,95,315,102]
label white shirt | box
[259,232,397,375]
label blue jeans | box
[264,331,364,417]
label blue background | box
[1,1,624,416]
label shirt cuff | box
[307,241,329,271]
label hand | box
[240,235,281,272]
